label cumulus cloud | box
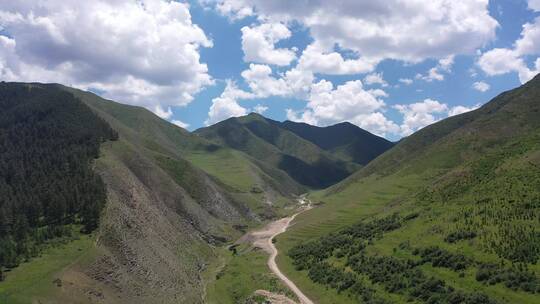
[0,0,212,114]
[296,43,376,75]
[472,81,490,92]
[205,81,251,125]
[394,99,481,136]
[448,104,480,116]
[253,104,268,114]
[421,68,445,82]
[364,73,388,87]
[154,105,173,119]
[394,99,448,136]
[201,0,499,132]
[239,63,314,99]
[205,63,314,125]
[416,55,455,82]
[286,80,399,136]
[478,48,539,84]
[199,0,503,137]
[478,17,540,83]
[241,63,290,97]
[515,18,540,56]
[241,22,296,66]
[438,55,455,72]
[207,0,497,67]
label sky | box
[0,1,539,141]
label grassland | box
[0,233,96,304]
[205,244,297,304]
[272,78,540,303]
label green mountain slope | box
[195,113,361,189]
[68,87,304,215]
[275,75,540,304]
[279,120,394,165]
[0,83,300,304]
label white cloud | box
[394,99,448,136]
[241,63,290,97]
[286,79,399,136]
[399,78,413,85]
[478,17,540,83]
[239,63,314,99]
[417,55,455,82]
[515,17,540,56]
[172,119,190,129]
[241,22,296,66]
[205,81,250,125]
[448,104,479,116]
[528,0,540,12]
[368,89,388,98]
[206,64,314,125]
[208,0,497,66]
[296,43,376,75]
[477,48,538,84]
[0,0,212,110]
[364,72,388,87]
[282,67,314,99]
[478,49,524,76]
[210,0,254,20]
[438,55,455,72]
[253,104,268,114]
[154,105,173,119]
[201,0,500,136]
[425,67,445,82]
[472,81,490,92]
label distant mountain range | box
[195,113,393,188]
[279,120,394,165]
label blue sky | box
[1,1,539,140]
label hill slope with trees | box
[0,83,118,279]
[0,83,303,303]
[276,74,540,304]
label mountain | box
[279,120,394,165]
[195,113,392,189]
[0,83,303,303]
[0,84,395,303]
[276,75,540,303]
[4,75,539,304]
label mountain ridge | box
[278,119,394,165]
[195,112,393,188]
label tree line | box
[0,83,118,279]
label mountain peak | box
[238,112,268,122]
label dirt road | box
[240,202,314,304]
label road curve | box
[267,212,314,304]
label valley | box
[237,198,313,304]
[0,75,539,304]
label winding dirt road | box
[240,201,314,304]
[266,211,314,304]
